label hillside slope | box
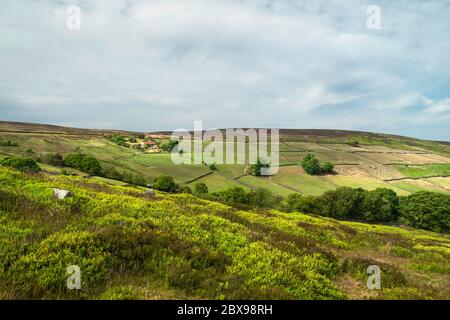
[0,121,449,196]
[1,167,449,300]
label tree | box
[64,154,102,175]
[286,193,319,214]
[153,175,177,192]
[194,182,209,194]
[180,186,192,194]
[160,140,179,152]
[103,167,123,181]
[322,161,334,174]
[301,154,321,175]
[215,187,249,204]
[362,188,399,222]
[398,192,450,233]
[251,159,269,176]
[317,187,367,219]
[248,188,281,208]
[43,153,64,166]
[0,156,41,173]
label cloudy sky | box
[0,0,449,140]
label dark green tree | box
[301,154,321,175]
[153,175,177,192]
[194,182,209,194]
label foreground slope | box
[0,167,449,299]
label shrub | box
[213,187,249,204]
[316,187,367,219]
[64,154,102,175]
[153,175,177,192]
[160,140,179,152]
[43,153,64,166]
[250,159,269,176]
[322,161,334,174]
[0,140,19,147]
[248,188,281,208]
[362,188,399,222]
[180,186,192,194]
[301,154,334,175]
[194,183,209,194]
[286,193,319,214]
[209,163,217,171]
[0,157,41,173]
[398,191,450,233]
[301,154,321,175]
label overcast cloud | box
[0,0,449,140]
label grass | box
[0,166,449,300]
[388,179,448,194]
[395,164,450,178]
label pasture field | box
[1,121,449,197]
[395,164,450,178]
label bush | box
[250,159,269,176]
[0,140,19,147]
[180,186,192,194]
[160,140,179,152]
[194,183,209,194]
[398,192,450,233]
[0,157,41,173]
[301,154,321,175]
[317,187,367,219]
[362,188,399,222]
[64,154,102,175]
[43,153,64,166]
[248,188,282,208]
[301,154,334,175]
[213,187,249,204]
[153,175,178,192]
[286,193,319,213]
[322,161,334,174]
[209,163,217,171]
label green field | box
[1,121,449,198]
[395,164,450,178]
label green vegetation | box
[0,140,18,147]
[64,154,102,175]
[42,153,64,166]
[395,164,450,178]
[0,156,41,173]
[250,159,269,176]
[301,154,334,175]
[160,140,179,152]
[152,175,178,192]
[211,186,282,209]
[286,187,449,232]
[194,182,209,194]
[398,192,450,233]
[0,167,449,300]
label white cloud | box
[0,0,449,140]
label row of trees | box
[301,154,334,175]
[42,153,148,186]
[286,187,449,233]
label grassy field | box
[0,121,449,197]
[0,167,449,300]
[395,164,450,178]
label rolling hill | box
[0,121,449,197]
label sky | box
[0,0,449,140]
